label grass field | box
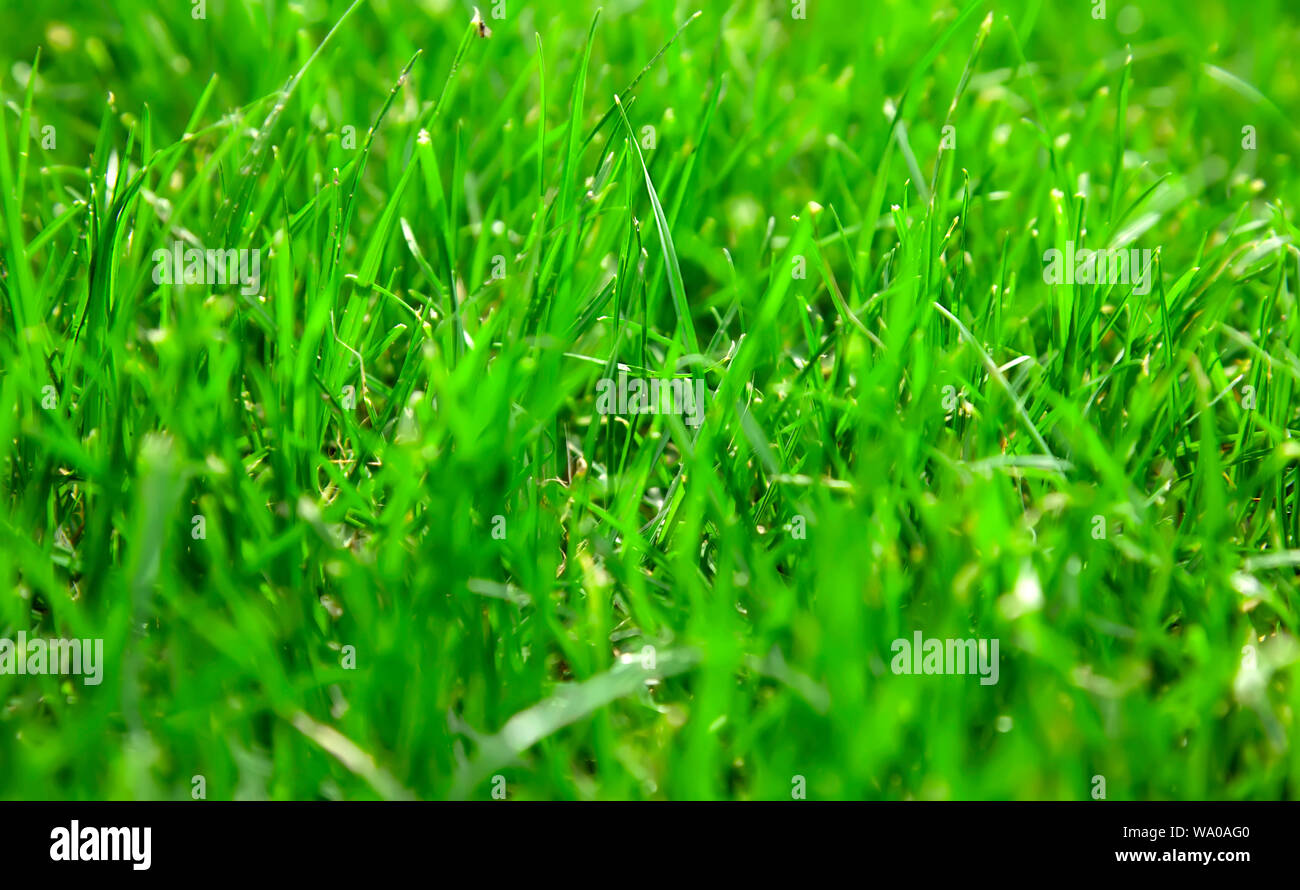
[2,0,1300,800]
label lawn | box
[2,0,1300,800]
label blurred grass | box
[1,0,1300,799]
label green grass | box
[2,0,1300,800]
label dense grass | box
[2,0,1300,800]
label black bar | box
[0,801,1286,876]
